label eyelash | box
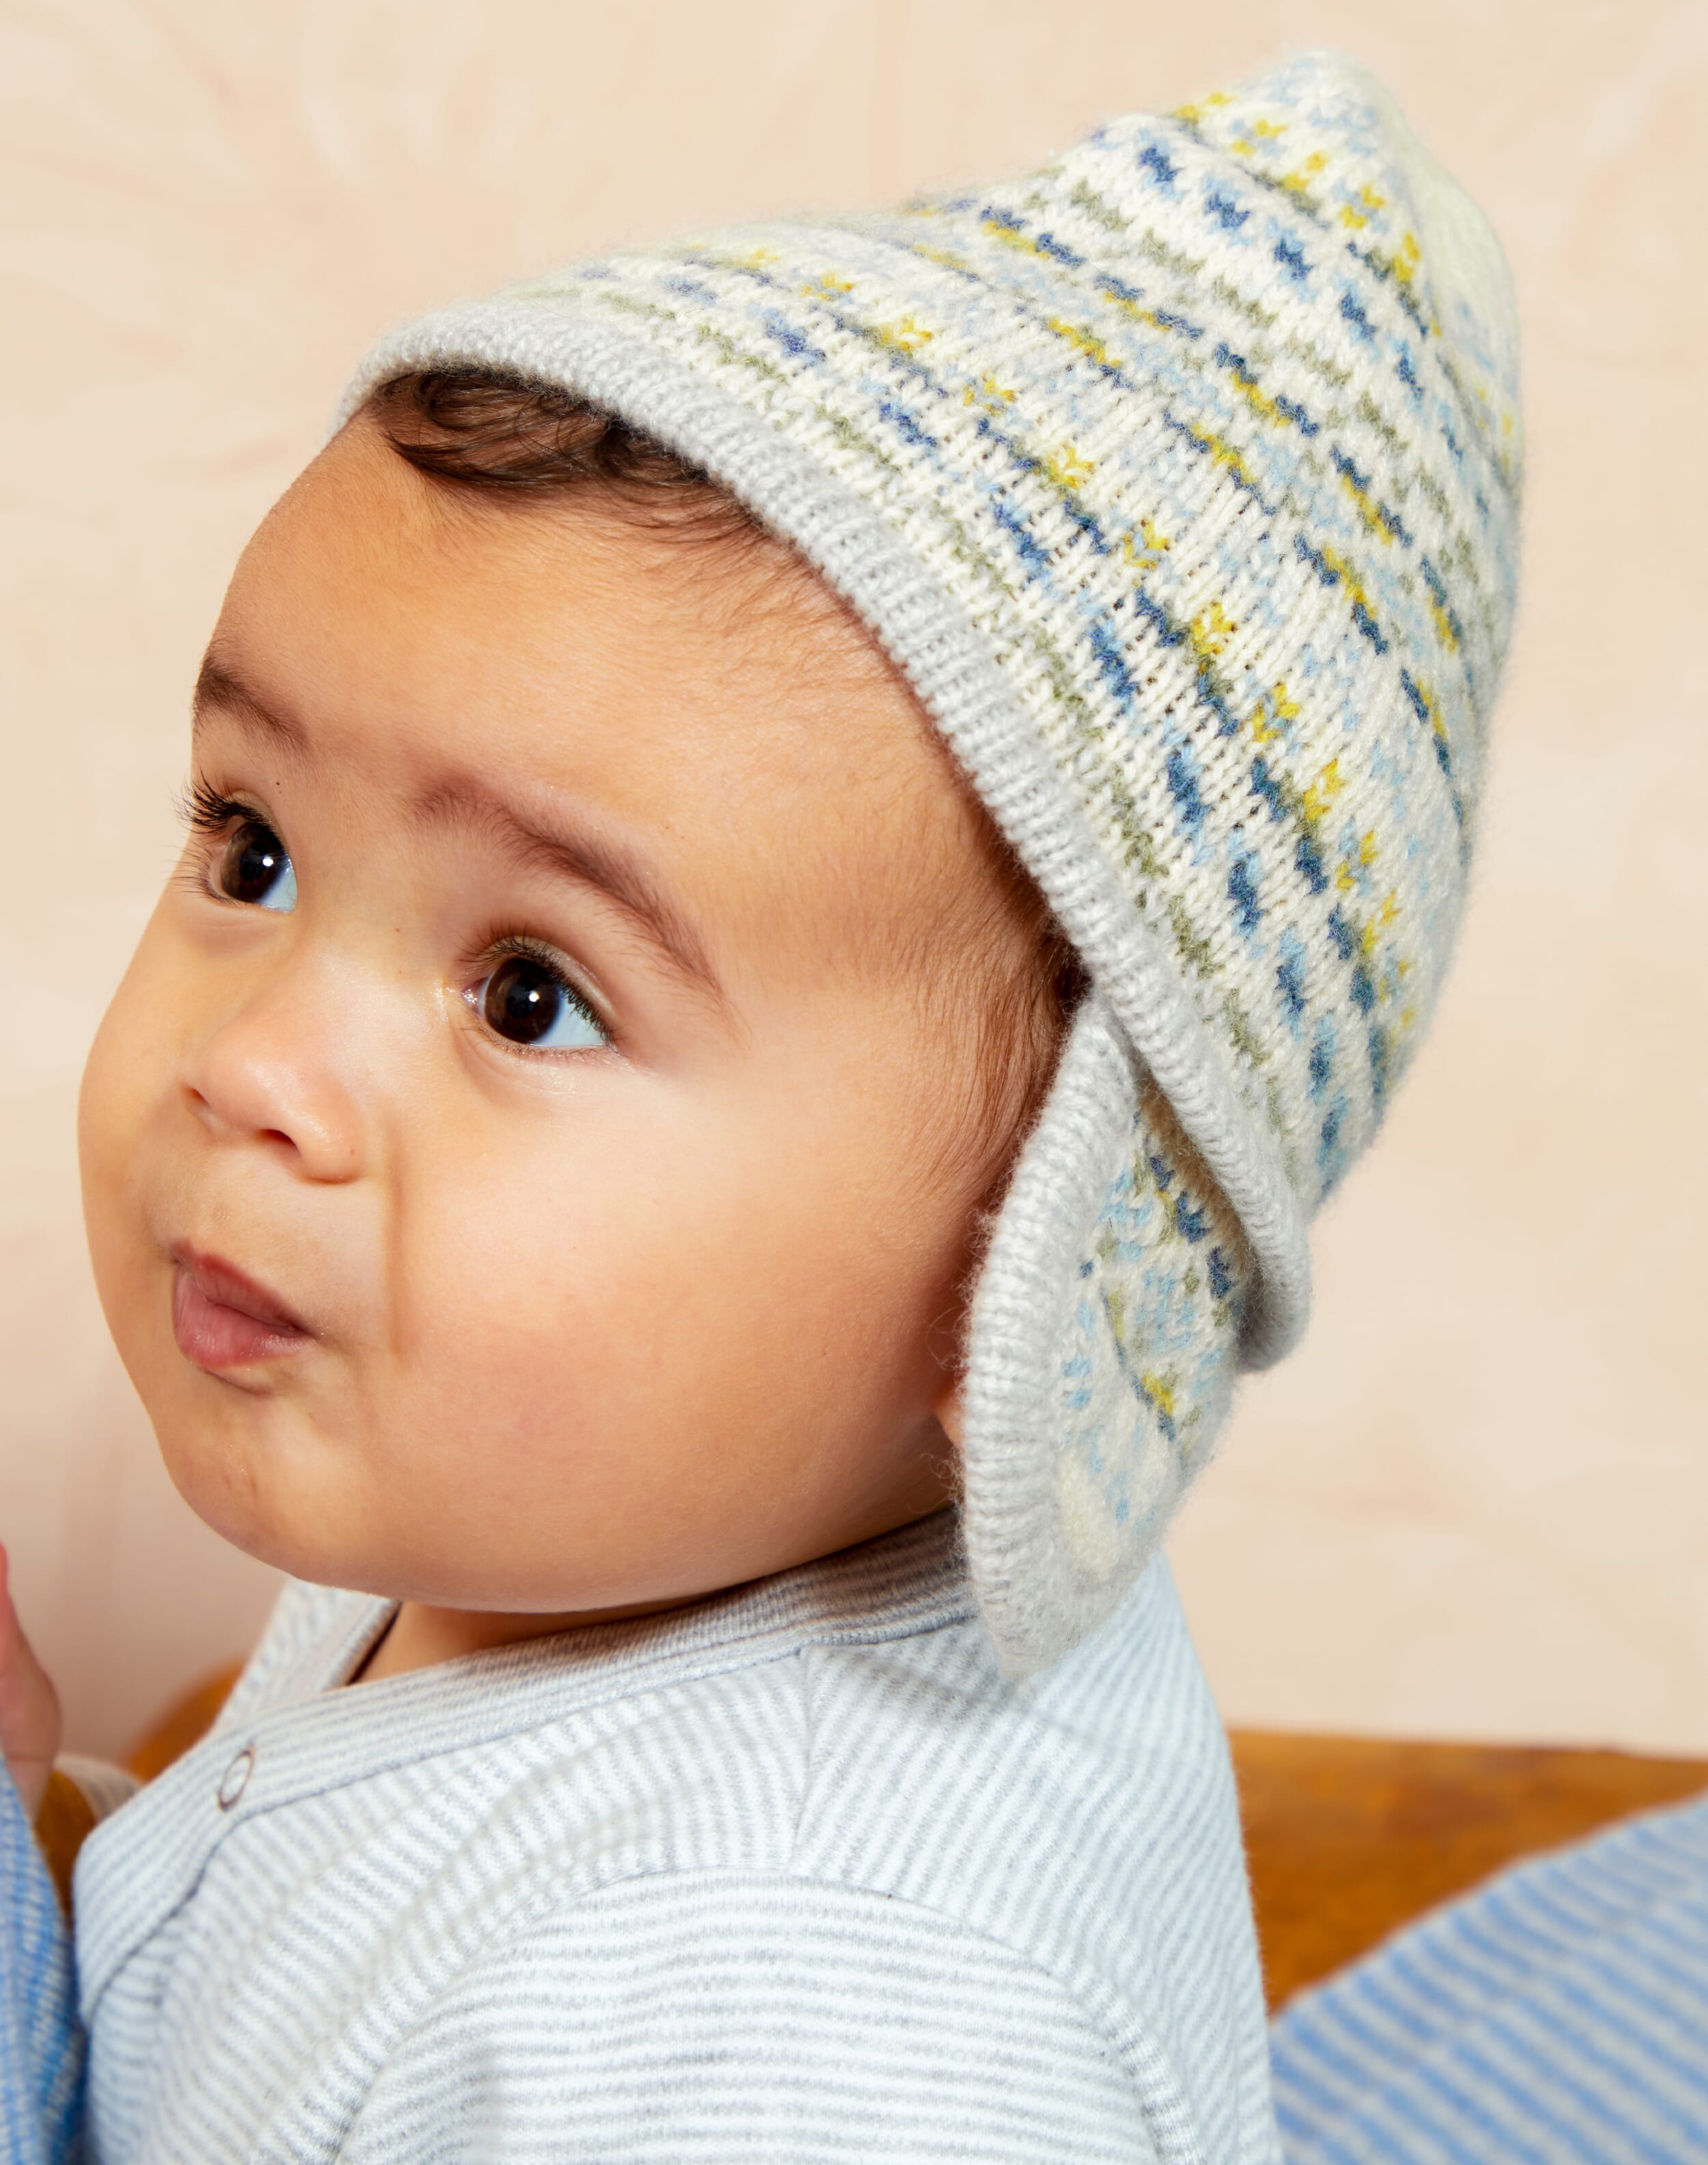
[465,930,611,1050]
[175,777,274,903]
[180,776,260,840]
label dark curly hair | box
[368,368,768,549]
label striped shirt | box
[1270,1788,1708,2163]
[72,1510,1278,2162]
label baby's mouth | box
[169,1246,312,1374]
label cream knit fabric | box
[342,49,1522,1674]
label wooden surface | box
[33,1769,98,1916]
[37,1672,1703,2009]
[125,1663,245,1784]
[1232,1729,1708,2006]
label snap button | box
[217,1745,256,1810]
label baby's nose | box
[180,990,366,1184]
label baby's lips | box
[167,1244,321,1374]
[169,1244,312,1336]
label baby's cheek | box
[366,1098,811,1583]
[395,1148,704,1447]
[359,1013,955,1608]
[381,1119,656,1421]
[79,969,165,1330]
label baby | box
[0,49,1518,2164]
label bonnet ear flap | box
[957,992,1250,1678]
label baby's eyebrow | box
[191,650,724,1008]
[191,654,309,757]
[409,778,724,1007]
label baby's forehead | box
[346,372,944,754]
[223,416,1003,978]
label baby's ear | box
[932,1378,965,1450]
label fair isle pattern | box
[342,50,1520,1672]
[1270,1792,1708,2164]
[964,995,1249,1661]
[74,1518,1282,2162]
[1061,1080,1246,1557]
[0,1767,83,2165]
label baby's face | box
[80,417,1032,1616]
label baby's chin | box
[155,1443,411,1603]
[118,1308,407,1594]
[144,1398,571,1611]
[137,1363,389,1590]
[150,1400,337,1581]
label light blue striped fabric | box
[1270,1789,1708,2165]
[0,1766,83,2165]
[72,1514,1281,2162]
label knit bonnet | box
[341,49,1521,1674]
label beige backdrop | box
[5,0,1704,1758]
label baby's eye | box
[217,818,297,912]
[473,953,607,1052]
